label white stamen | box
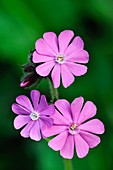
[30,112,39,121]
[69,123,79,135]
[56,54,65,64]
[70,123,77,130]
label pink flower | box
[33,30,89,88]
[12,90,55,141]
[43,97,105,159]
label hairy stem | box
[48,78,59,102]
[64,159,73,170]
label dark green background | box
[0,0,113,170]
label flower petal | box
[40,116,54,128]
[39,119,53,137]
[77,101,97,124]
[43,32,58,54]
[30,121,41,141]
[20,120,34,138]
[48,131,68,151]
[37,95,48,112]
[36,61,55,76]
[14,115,30,129]
[65,36,84,55]
[66,62,87,76]
[71,97,84,122]
[66,50,89,64]
[51,64,61,88]
[42,125,67,138]
[61,64,74,88]
[16,95,33,112]
[33,51,53,63]
[35,38,56,56]
[39,119,45,131]
[40,104,55,116]
[60,135,74,159]
[58,30,74,53]
[74,134,89,158]
[80,131,101,148]
[55,99,72,123]
[12,104,30,115]
[30,90,40,111]
[79,119,105,134]
[52,110,70,125]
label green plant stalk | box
[48,78,59,102]
[64,159,73,170]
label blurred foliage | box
[0,0,113,170]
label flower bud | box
[20,72,41,88]
[23,63,35,73]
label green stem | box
[64,159,73,170]
[48,78,59,102]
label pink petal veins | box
[71,97,84,122]
[35,38,56,56]
[80,131,101,148]
[36,61,55,77]
[43,32,58,54]
[66,62,87,76]
[48,131,68,151]
[58,30,74,53]
[33,51,54,63]
[30,90,40,111]
[61,64,74,88]
[16,95,33,112]
[79,119,105,134]
[65,36,84,55]
[51,64,61,88]
[30,121,41,141]
[60,135,74,159]
[14,115,31,129]
[55,99,72,123]
[74,134,89,158]
[78,101,97,124]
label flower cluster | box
[12,30,105,159]
[20,30,89,88]
[12,91,104,159]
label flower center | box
[30,112,39,121]
[56,54,64,64]
[69,123,79,135]
[70,123,77,130]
